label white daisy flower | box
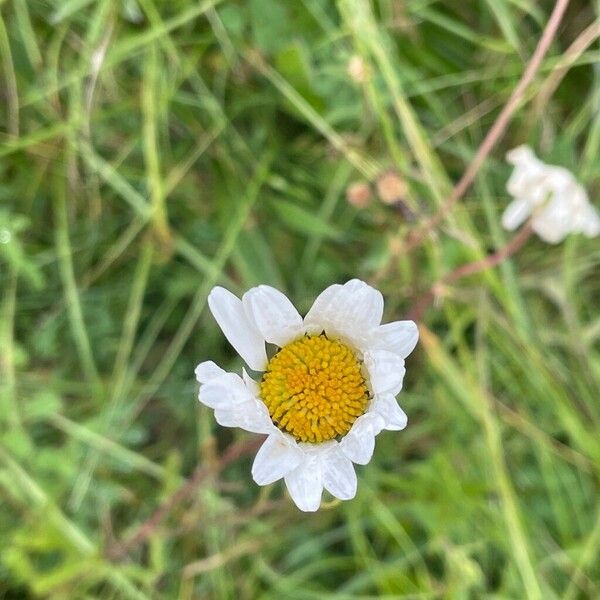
[195,280,418,512]
[502,145,600,244]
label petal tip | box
[194,360,225,384]
[207,285,230,304]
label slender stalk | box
[142,42,172,252]
[53,173,102,390]
[408,224,533,320]
[0,273,21,430]
[403,0,570,252]
[69,242,154,509]
[107,438,262,560]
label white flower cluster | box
[502,145,600,243]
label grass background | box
[1,0,600,598]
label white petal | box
[533,218,566,244]
[364,349,406,395]
[251,432,303,486]
[304,279,384,346]
[582,207,600,237]
[303,284,342,335]
[506,168,527,199]
[527,178,553,205]
[242,285,304,348]
[214,398,274,434]
[208,286,267,371]
[369,321,418,359]
[372,393,408,431]
[543,166,576,192]
[506,145,536,166]
[506,149,545,199]
[501,198,531,231]
[284,457,323,512]
[583,221,600,238]
[572,198,600,238]
[198,373,253,409]
[194,361,225,384]
[340,412,385,465]
[533,196,571,244]
[333,279,384,332]
[242,368,260,396]
[506,148,548,203]
[322,449,357,500]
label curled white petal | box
[372,393,408,431]
[501,198,531,231]
[364,349,406,395]
[242,285,304,348]
[322,448,357,500]
[198,373,253,409]
[369,321,418,359]
[252,432,303,486]
[304,279,383,348]
[194,361,225,384]
[284,456,324,512]
[208,286,267,371]
[339,412,385,465]
[506,144,536,166]
[506,147,546,200]
[215,399,274,434]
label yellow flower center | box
[260,335,369,443]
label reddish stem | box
[403,0,570,253]
[407,224,533,321]
[107,437,263,561]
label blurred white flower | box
[196,280,418,512]
[502,145,600,243]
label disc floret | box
[260,335,369,443]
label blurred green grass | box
[1,0,599,598]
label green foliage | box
[0,1,599,598]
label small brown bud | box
[376,170,408,205]
[346,182,372,208]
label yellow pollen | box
[260,335,369,443]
